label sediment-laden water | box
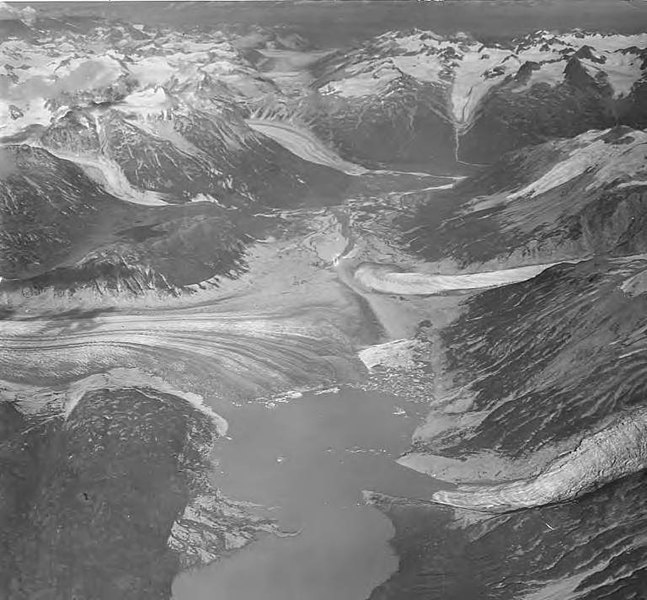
[172,388,443,600]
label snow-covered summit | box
[0,22,270,140]
[317,29,647,131]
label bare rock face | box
[168,494,277,569]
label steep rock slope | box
[38,95,350,208]
[0,145,252,289]
[368,473,647,600]
[6,386,215,600]
[299,29,647,167]
[398,127,647,271]
[368,257,647,599]
[403,257,647,507]
[0,381,271,600]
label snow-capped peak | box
[117,87,175,119]
[316,29,647,131]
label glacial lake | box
[172,387,443,600]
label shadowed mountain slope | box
[0,145,254,289]
[402,257,647,506]
[290,30,647,168]
[397,127,647,270]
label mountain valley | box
[1,2,647,599]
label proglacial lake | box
[172,387,443,600]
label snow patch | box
[117,87,175,119]
[320,68,399,98]
[507,129,647,200]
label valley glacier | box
[1,2,647,600]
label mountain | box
[405,256,647,493]
[6,18,646,177]
[366,255,647,599]
[0,145,254,291]
[395,126,647,271]
[1,20,353,207]
[38,94,351,208]
[295,29,647,168]
[3,7,647,600]
[0,380,256,600]
[368,468,647,600]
